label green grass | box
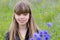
[0,0,60,40]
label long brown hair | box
[9,0,39,40]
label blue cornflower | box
[35,36,42,40]
[33,32,39,38]
[29,38,34,40]
[44,35,50,40]
[43,30,48,34]
[43,30,50,40]
[33,32,42,40]
[47,22,52,27]
[29,30,50,40]
[38,30,43,37]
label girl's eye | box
[23,13,28,15]
[15,13,21,15]
[16,13,28,16]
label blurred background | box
[0,0,60,40]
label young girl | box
[5,0,39,40]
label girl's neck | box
[18,24,27,35]
[19,24,27,30]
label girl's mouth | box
[18,19,26,23]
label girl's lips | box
[18,19,26,23]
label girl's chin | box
[18,22,26,25]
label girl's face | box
[15,13,29,25]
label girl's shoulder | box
[4,31,10,40]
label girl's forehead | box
[15,9,30,15]
[14,7,30,15]
[14,1,31,15]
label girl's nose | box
[20,14,25,19]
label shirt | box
[4,28,29,40]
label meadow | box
[0,0,60,40]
